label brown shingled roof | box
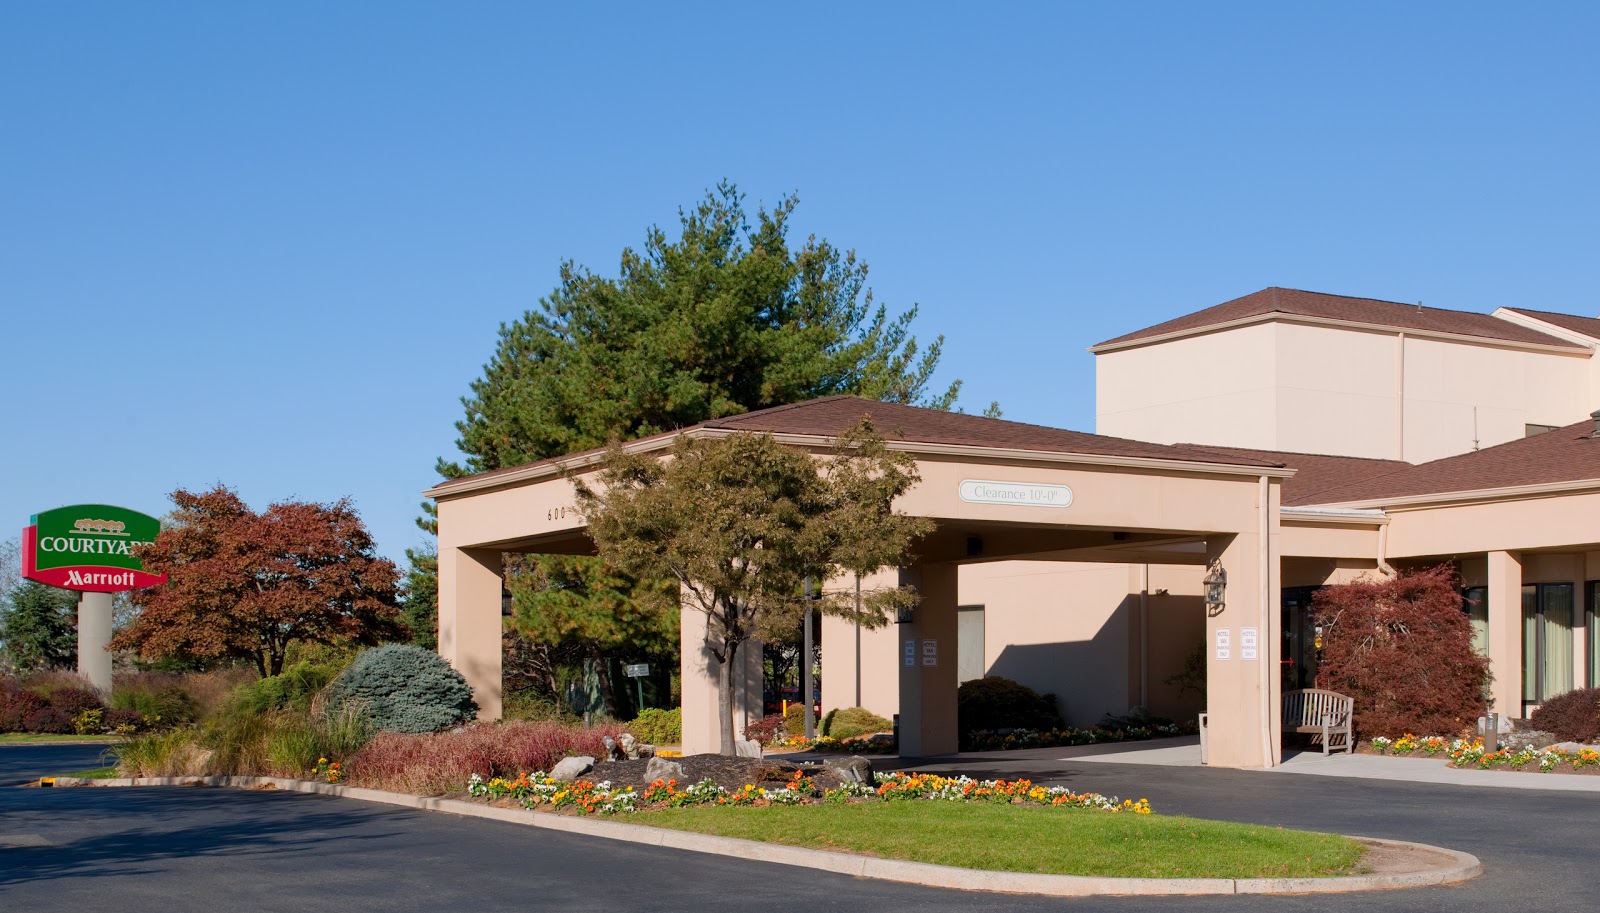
[1302,417,1600,505]
[429,396,1286,495]
[1501,307,1600,342]
[1093,287,1585,350]
[1173,444,1412,506]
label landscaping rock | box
[644,755,684,783]
[620,733,639,760]
[549,756,596,781]
[823,755,874,784]
[1502,729,1557,752]
[602,736,625,761]
[734,738,763,758]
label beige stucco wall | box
[1096,323,1279,450]
[1098,319,1594,462]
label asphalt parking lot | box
[2,743,1595,912]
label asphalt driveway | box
[2,744,1594,912]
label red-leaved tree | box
[114,486,407,677]
[1313,565,1490,737]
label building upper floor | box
[1093,287,1600,463]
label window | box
[957,605,986,684]
[1523,583,1575,704]
[1590,583,1600,688]
[1462,586,1488,655]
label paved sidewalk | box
[1044,735,1600,792]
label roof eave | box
[1090,312,1589,356]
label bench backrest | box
[1282,688,1352,726]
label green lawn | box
[59,766,119,778]
[0,733,116,744]
[638,802,1365,879]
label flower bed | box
[467,769,1152,817]
[1368,734,1600,773]
[765,720,1194,755]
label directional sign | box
[22,504,167,593]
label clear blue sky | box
[4,3,1597,566]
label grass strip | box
[60,766,119,778]
[638,802,1364,879]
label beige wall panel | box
[1280,522,1382,559]
[1386,493,1600,557]
[818,568,901,720]
[437,546,504,720]
[902,460,1269,536]
[1096,323,1278,447]
[679,603,763,756]
[436,476,590,549]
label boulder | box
[549,756,596,781]
[602,735,625,761]
[734,738,763,758]
[644,755,684,783]
[823,755,874,785]
[620,733,639,760]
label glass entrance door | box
[1281,587,1319,691]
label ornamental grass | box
[345,719,627,796]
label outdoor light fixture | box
[1202,559,1226,616]
[896,605,915,624]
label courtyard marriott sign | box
[22,504,167,592]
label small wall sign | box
[922,640,938,666]
[905,640,916,667]
[1214,627,1231,661]
[22,504,167,592]
[959,480,1073,508]
[1240,627,1258,661]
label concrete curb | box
[42,775,1481,896]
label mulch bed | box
[586,754,856,791]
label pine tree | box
[1,581,78,672]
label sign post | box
[623,662,650,715]
[21,504,166,694]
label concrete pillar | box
[1486,550,1523,716]
[897,563,959,757]
[76,591,114,695]
[438,545,504,720]
[1203,518,1282,768]
[679,601,762,755]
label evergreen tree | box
[1,581,78,672]
[414,183,980,705]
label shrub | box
[326,645,477,734]
[821,706,892,740]
[784,702,807,735]
[23,706,72,733]
[1,690,49,732]
[111,680,200,729]
[103,708,144,733]
[957,676,1065,736]
[1314,565,1490,738]
[222,659,344,718]
[345,720,626,796]
[629,707,682,744]
[744,713,785,745]
[115,728,210,777]
[1530,688,1600,743]
[502,690,572,723]
[47,687,105,719]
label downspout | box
[1377,522,1397,578]
[1259,475,1274,768]
[1139,563,1149,709]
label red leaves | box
[114,486,406,675]
[1313,566,1490,737]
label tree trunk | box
[718,637,740,756]
[593,646,621,718]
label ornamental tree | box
[0,580,78,672]
[114,486,406,677]
[576,420,931,755]
[1312,565,1490,737]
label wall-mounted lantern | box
[1202,559,1226,617]
[896,605,915,625]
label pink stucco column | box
[438,545,504,721]
[1486,550,1523,717]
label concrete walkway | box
[1045,735,1600,792]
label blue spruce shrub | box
[328,645,477,733]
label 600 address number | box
[547,506,577,522]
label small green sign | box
[22,504,166,592]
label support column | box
[1204,521,1282,768]
[438,545,504,720]
[679,601,762,755]
[898,563,959,758]
[820,568,901,721]
[1486,550,1523,716]
[76,591,114,695]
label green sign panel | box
[22,503,167,592]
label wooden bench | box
[1282,689,1353,755]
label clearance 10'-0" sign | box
[22,504,167,592]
